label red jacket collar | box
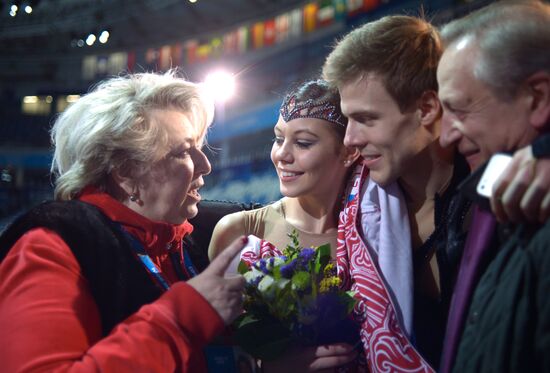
[78,186,193,254]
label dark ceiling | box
[0,0,307,57]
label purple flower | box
[280,260,297,278]
[250,275,263,287]
[254,258,270,274]
[295,247,316,270]
[299,248,316,262]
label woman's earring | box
[129,187,140,203]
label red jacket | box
[0,188,224,372]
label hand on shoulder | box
[491,145,550,224]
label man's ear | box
[525,71,550,130]
[417,90,442,129]
[342,146,361,168]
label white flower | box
[265,256,286,271]
[244,267,264,285]
[276,278,290,290]
[257,275,276,299]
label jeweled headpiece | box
[280,93,347,128]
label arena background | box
[0,0,494,228]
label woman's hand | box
[187,236,247,325]
[262,343,358,372]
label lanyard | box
[116,224,197,290]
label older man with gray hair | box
[437,1,550,372]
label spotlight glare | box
[189,0,197,3]
[99,30,110,44]
[10,5,18,11]
[86,34,96,46]
[203,70,236,103]
[24,5,32,13]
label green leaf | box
[314,243,331,273]
[342,291,358,314]
[237,260,249,275]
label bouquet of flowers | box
[232,231,359,361]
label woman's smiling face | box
[271,115,349,200]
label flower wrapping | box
[233,231,359,361]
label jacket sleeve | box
[534,222,550,372]
[0,228,225,373]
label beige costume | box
[240,201,338,252]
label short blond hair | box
[323,15,442,112]
[50,70,214,200]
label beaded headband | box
[280,94,347,128]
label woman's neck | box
[281,195,341,235]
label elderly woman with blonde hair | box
[0,71,246,372]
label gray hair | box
[440,0,550,100]
[50,70,215,200]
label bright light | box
[23,96,38,103]
[203,71,236,102]
[99,30,109,44]
[24,5,32,13]
[46,95,53,103]
[189,0,197,3]
[10,5,17,11]
[66,95,80,103]
[86,34,96,46]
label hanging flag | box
[303,2,318,33]
[252,22,265,49]
[288,8,303,39]
[264,19,276,46]
[237,25,250,53]
[170,43,182,67]
[346,0,363,16]
[159,45,172,71]
[333,0,346,21]
[196,42,212,61]
[145,47,160,70]
[317,0,336,27]
[127,51,136,72]
[210,37,223,58]
[275,13,290,44]
[185,40,198,65]
[363,0,380,12]
[223,30,239,55]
